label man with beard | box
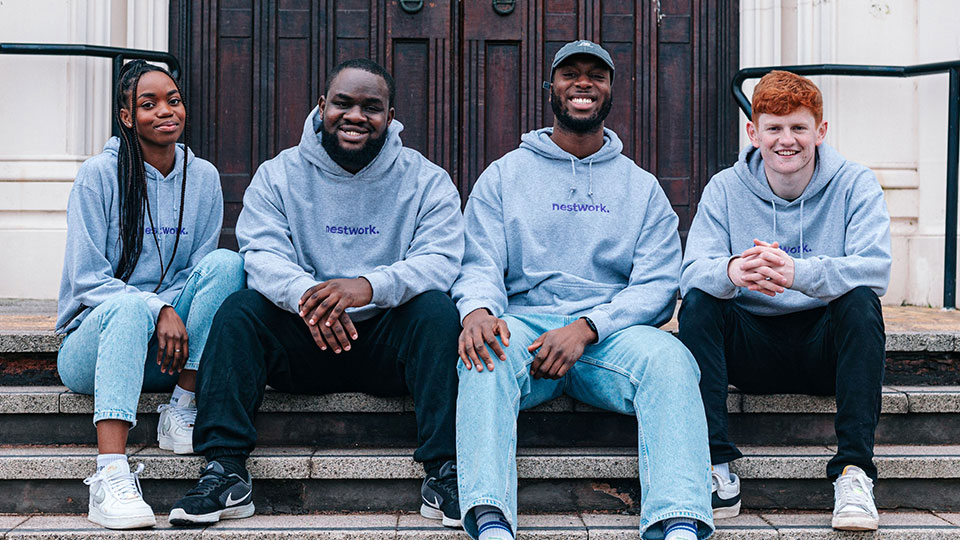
[451,41,713,540]
[168,59,465,527]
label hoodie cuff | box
[791,257,821,296]
[457,299,499,325]
[361,270,393,308]
[287,275,321,315]
[714,256,740,299]
[583,310,615,344]
[141,294,170,323]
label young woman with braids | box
[55,60,245,529]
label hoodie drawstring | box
[771,199,777,239]
[569,157,577,197]
[588,159,594,199]
[799,199,804,259]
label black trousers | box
[193,289,461,469]
[678,286,885,480]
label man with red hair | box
[678,70,891,531]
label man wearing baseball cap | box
[451,40,714,540]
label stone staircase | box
[2,299,960,538]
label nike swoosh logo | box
[225,492,247,507]
[426,496,440,508]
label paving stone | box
[515,514,585,539]
[311,448,421,479]
[516,448,637,479]
[396,513,462,539]
[0,333,61,354]
[260,392,409,413]
[0,386,60,413]
[936,513,960,526]
[528,395,576,412]
[202,514,397,540]
[762,511,960,539]
[712,514,779,540]
[0,516,29,536]
[739,388,908,414]
[7,515,200,539]
[891,386,960,413]
[134,446,313,480]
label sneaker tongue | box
[103,459,130,476]
[205,461,226,475]
[177,393,196,408]
[842,465,864,476]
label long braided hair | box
[113,60,189,292]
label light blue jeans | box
[456,313,714,539]
[58,249,245,426]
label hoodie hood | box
[519,127,623,199]
[101,136,195,179]
[297,105,404,180]
[734,142,845,205]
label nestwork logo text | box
[325,224,380,235]
[551,202,610,214]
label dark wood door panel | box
[170,0,740,242]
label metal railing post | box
[112,55,124,137]
[945,67,959,309]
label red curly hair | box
[751,70,823,124]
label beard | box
[319,122,388,172]
[550,89,613,134]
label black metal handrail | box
[733,61,960,309]
[0,43,181,137]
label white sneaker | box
[158,393,197,454]
[711,469,741,519]
[83,460,156,529]
[832,465,879,531]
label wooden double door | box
[169,0,739,248]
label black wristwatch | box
[579,316,598,343]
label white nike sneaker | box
[83,460,156,529]
[711,468,741,519]
[158,393,197,454]
[832,465,879,531]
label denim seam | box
[641,510,715,539]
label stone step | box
[3,386,960,447]
[0,512,959,539]
[2,445,960,514]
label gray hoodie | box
[680,143,891,315]
[57,138,224,333]
[451,127,682,342]
[236,107,464,320]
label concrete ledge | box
[3,445,960,481]
[0,512,958,539]
[1,385,950,415]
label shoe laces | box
[84,462,145,501]
[185,467,228,498]
[835,471,875,512]
[158,394,197,427]
[436,462,458,496]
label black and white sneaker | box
[168,461,255,525]
[420,460,462,528]
[711,468,741,519]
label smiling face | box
[747,107,828,192]
[120,70,185,149]
[549,55,613,134]
[318,67,395,173]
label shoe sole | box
[158,432,194,455]
[713,500,741,520]
[832,514,879,531]
[168,502,255,525]
[420,503,462,528]
[88,506,156,529]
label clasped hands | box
[298,277,372,352]
[459,309,598,380]
[727,239,795,297]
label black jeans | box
[193,289,461,469]
[678,286,885,480]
